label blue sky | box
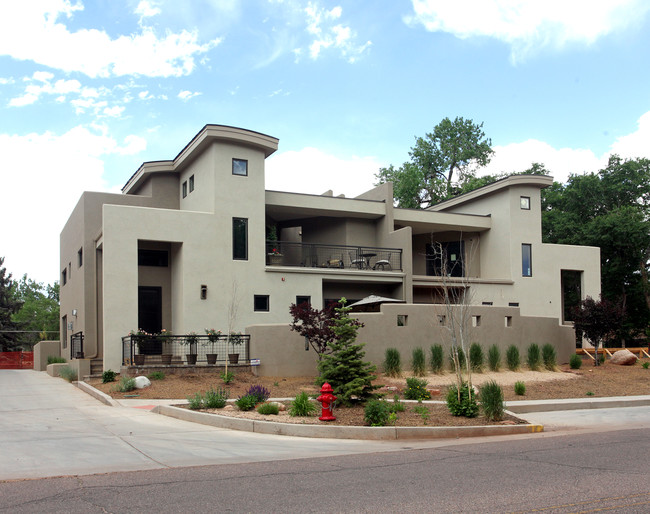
[2,0,650,285]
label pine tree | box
[0,257,23,351]
[317,299,380,405]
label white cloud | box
[135,0,161,19]
[610,111,650,159]
[103,105,125,117]
[0,77,15,85]
[177,90,202,101]
[0,125,146,284]
[265,147,385,197]
[299,2,371,63]
[9,71,82,106]
[406,0,650,62]
[0,1,221,78]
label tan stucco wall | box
[33,340,61,371]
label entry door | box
[138,286,162,354]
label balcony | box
[265,241,402,271]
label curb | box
[506,395,650,414]
[76,381,120,407]
[153,405,543,440]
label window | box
[472,315,481,327]
[522,244,532,277]
[254,295,269,312]
[138,249,169,267]
[182,181,187,198]
[508,302,519,307]
[426,241,465,277]
[482,301,493,306]
[233,218,248,260]
[296,295,311,307]
[505,316,513,327]
[397,315,408,326]
[520,196,530,210]
[61,269,67,285]
[232,158,248,176]
[77,248,83,267]
[189,174,194,192]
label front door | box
[138,286,162,354]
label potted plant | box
[158,329,173,365]
[183,331,198,365]
[204,328,222,365]
[267,246,283,266]
[266,226,282,265]
[228,331,244,364]
[130,329,150,365]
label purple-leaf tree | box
[289,302,339,360]
[572,296,624,366]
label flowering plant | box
[204,328,222,343]
[269,248,281,255]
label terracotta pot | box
[161,354,173,365]
[206,353,218,365]
[134,354,145,366]
[186,354,197,365]
[228,354,239,365]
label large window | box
[233,218,248,260]
[522,243,532,277]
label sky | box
[2,0,650,286]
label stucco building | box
[59,124,600,374]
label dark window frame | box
[189,174,194,193]
[182,181,187,198]
[522,243,532,277]
[296,295,311,307]
[520,196,531,210]
[232,158,248,176]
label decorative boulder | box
[134,376,152,389]
[610,349,638,366]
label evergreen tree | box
[317,299,380,405]
[0,257,23,351]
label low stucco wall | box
[249,304,575,377]
[33,340,61,371]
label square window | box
[520,196,530,210]
[254,295,269,312]
[233,158,248,176]
[522,244,532,277]
[397,315,408,327]
[296,296,311,307]
[182,181,187,198]
[233,218,248,260]
[189,175,194,192]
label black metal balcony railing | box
[265,241,402,271]
[121,333,250,366]
[71,331,84,359]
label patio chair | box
[349,251,365,269]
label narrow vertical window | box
[182,181,187,198]
[233,218,248,260]
[522,244,532,277]
[189,175,194,192]
[61,269,67,285]
[78,248,83,267]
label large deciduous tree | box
[376,117,494,208]
[0,257,23,351]
[12,275,59,347]
[542,156,650,335]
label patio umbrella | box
[348,295,405,312]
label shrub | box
[469,343,484,372]
[569,353,582,369]
[488,344,501,372]
[404,377,431,401]
[542,344,557,371]
[413,404,429,424]
[527,344,542,371]
[102,369,117,383]
[187,393,203,410]
[642,362,649,369]
[390,395,405,412]
[289,391,317,417]
[446,382,478,418]
[514,381,526,395]
[235,395,257,411]
[506,345,520,371]
[383,348,402,377]
[221,371,235,384]
[480,380,505,421]
[411,347,426,377]
[245,384,271,404]
[47,355,66,364]
[430,344,444,374]
[449,347,466,371]
[364,399,391,426]
[204,387,229,409]
[148,371,165,380]
[257,402,280,415]
[113,376,136,393]
[59,366,77,382]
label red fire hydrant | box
[317,382,337,421]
